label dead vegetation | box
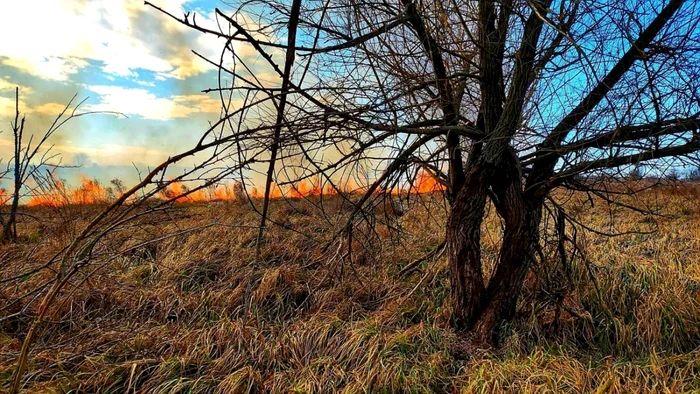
[1,189,700,393]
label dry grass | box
[1,189,700,393]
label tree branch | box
[550,135,700,183]
[526,0,687,194]
[522,116,700,165]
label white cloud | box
[0,96,20,117]
[0,77,34,95]
[0,78,17,92]
[0,0,223,81]
[0,0,276,168]
[62,143,172,166]
[0,138,171,167]
[3,83,225,120]
[32,102,72,116]
[83,85,225,120]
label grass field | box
[1,187,700,393]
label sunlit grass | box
[1,188,699,393]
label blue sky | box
[3,0,698,192]
[0,0,264,187]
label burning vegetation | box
[0,189,9,205]
[17,170,445,207]
[25,177,108,207]
[2,188,700,393]
[3,0,700,391]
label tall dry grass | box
[1,189,699,393]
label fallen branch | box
[399,239,446,277]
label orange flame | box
[26,176,108,207]
[143,171,445,204]
[289,176,323,198]
[0,189,9,205]
[159,181,242,203]
[26,180,68,207]
[72,177,107,204]
[411,170,445,193]
[24,170,444,206]
[250,183,285,199]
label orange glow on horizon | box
[26,176,109,207]
[24,170,444,207]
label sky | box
[3,0,696,194]
[0,0,260,187]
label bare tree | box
[153,0,700,342]
[6,1,700,390]
[149,0,700,343]
[164,0,700,342]
[6,79,281,392]
[0,88,89,242]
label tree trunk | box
[1,177,20,242]
[2,112,22,243]
[447,151,543,344]
[473,204,542,343]
[447,166,488,329]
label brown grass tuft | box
[2,191,700,392]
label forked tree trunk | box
[447,152,543,344]
[447,166,488,328]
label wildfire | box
[26,180,69,208]
[411,170,445,193]
[24,170,444,207]
[26,176,108,207]
[158,182,238,203]
[72,177,107,205]
[249,175,366,199]
[0,189,9,205]
[289,176,323,198]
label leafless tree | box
[0,88,91,242]
[152,0,700,344]
[6,76,287,392]
[8,4,700,390]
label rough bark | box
[447,165,488,329]
[445,0,684,344]
[448,147,539,343]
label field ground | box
[1,188,700,393]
